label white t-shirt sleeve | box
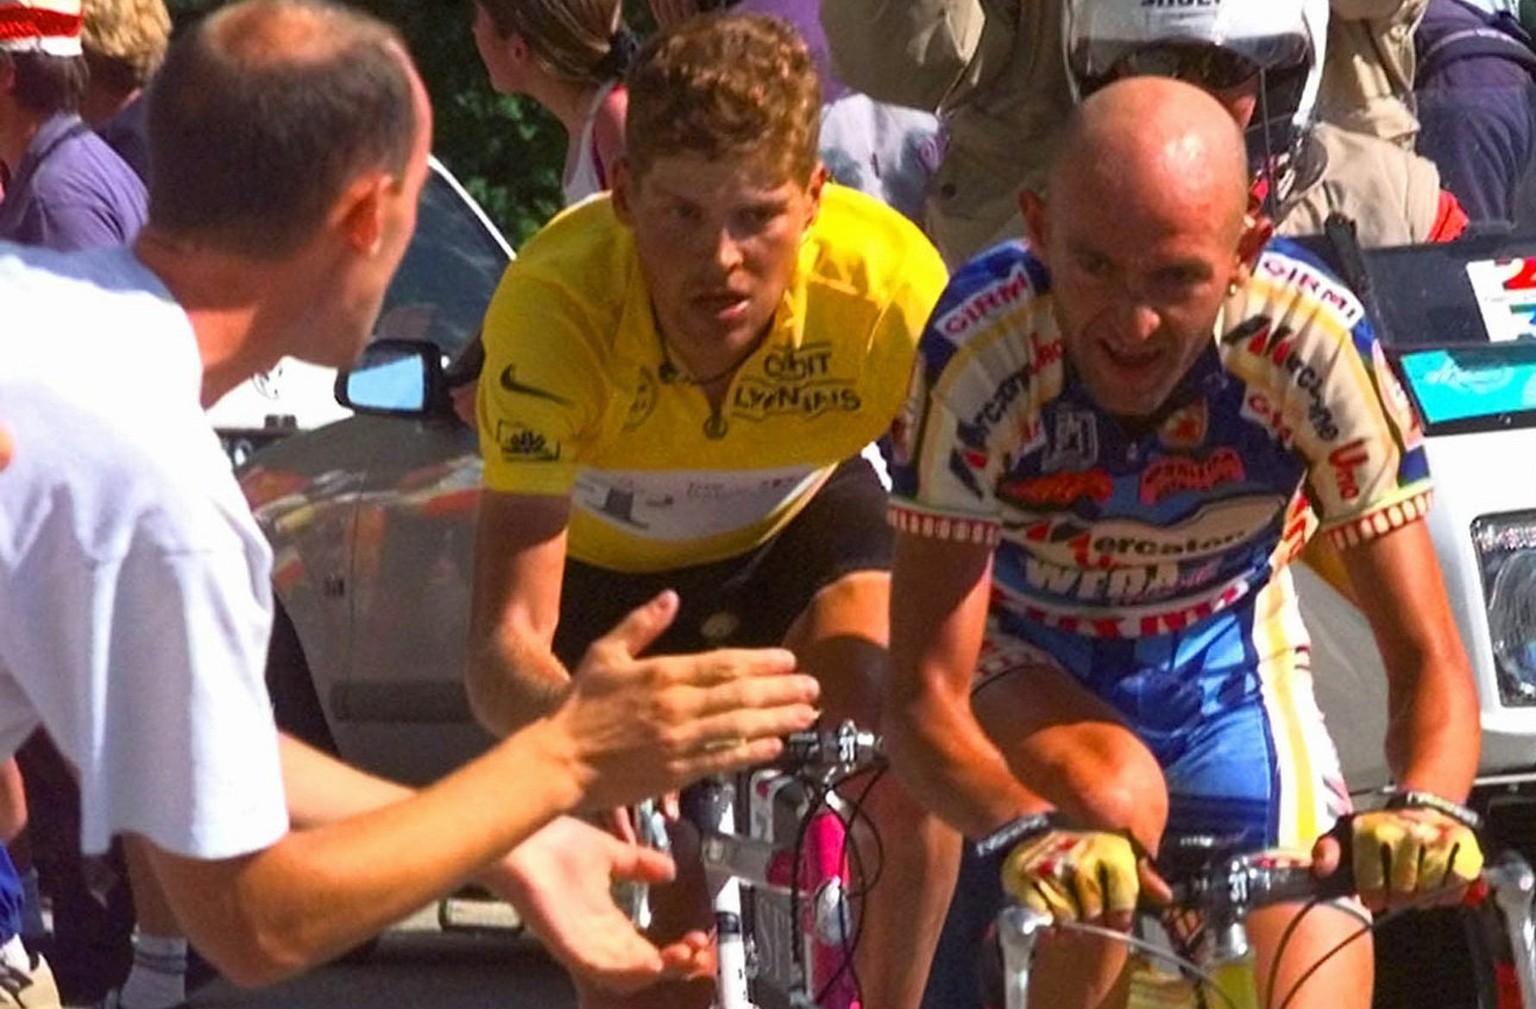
[60,522,290,853]
[69,527,289,859]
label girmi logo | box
[495,421,561,463]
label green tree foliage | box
[162,0,610,247]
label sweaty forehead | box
[1052,78,1247,222]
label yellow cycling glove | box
[1349,792,1483,899]
[1000,829,1141,922]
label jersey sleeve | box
[886,254,1046,546]
[1307,329,1433,550]
[1237,249,1433,551]
[477,260,606,496]
[859,234,950,431]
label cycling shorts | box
[974,572,1352,851]
[552,454,892,665]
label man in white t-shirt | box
[0,0,820,992]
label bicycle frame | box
[994,848,1536,1009]
[696,723,880,1009]
[697,772,860,1009]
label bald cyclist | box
[885,77,1481,1008]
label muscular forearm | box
[155,719,585,986]
[1385,654,1480,801]
[885,682,1048,839]
[466,631,573,737]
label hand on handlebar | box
[1313,807,1484,911]
[1001,829,1170,930]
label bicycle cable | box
[1264,893,1375,1009]
[1273,896,1437,1009]
[806,763,887,1008]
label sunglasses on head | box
[1081,43,1263,96]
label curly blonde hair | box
[82,0,170,92]
[625,12,820,187]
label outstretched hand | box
[493,816,713,992]
[553,590,820,812]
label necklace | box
[656,329,767,387]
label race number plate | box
[1466,257,1536,344]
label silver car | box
[240,159,509,785]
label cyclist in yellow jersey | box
[468,14,955,1009]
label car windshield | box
[374,168,511,360]
[1397,346,1536,427]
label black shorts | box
[552,455,892,666]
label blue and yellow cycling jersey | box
[889,237,1431,639]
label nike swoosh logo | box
[499,365,573,406]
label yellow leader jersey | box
[478,185,947,573]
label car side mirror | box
[335,339,450,418]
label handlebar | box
[772,720,885,776]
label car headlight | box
[1473,511,1536,705]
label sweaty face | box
[615,152,821,362]
[1027,170,1244,420]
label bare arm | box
[465,490,574,736]
[886,532,1049,837]
[140,715,589,986]
[139,593,819,987]
[1338,518,1479,799]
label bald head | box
[1051,76,1249,238]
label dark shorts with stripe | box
[552,455,892,666]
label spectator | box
[471,0,630,205]
[1415,0,1536,230]
[648,0,942,225]
[0,759,53,1009]
[1064,0,1468,246]
[80,0,170,183]
[0,0,144,248]
[0,0,819,995]
[821,0,1452,267]
[1320,0,1427,148]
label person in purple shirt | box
[0,0,146,250]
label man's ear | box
[1019,188,1049,261]
[1233,208,1274,287]
[610,155,635,225]
[335,171,391,256]
[803,162,828,228]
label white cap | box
[0,0,83,57]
